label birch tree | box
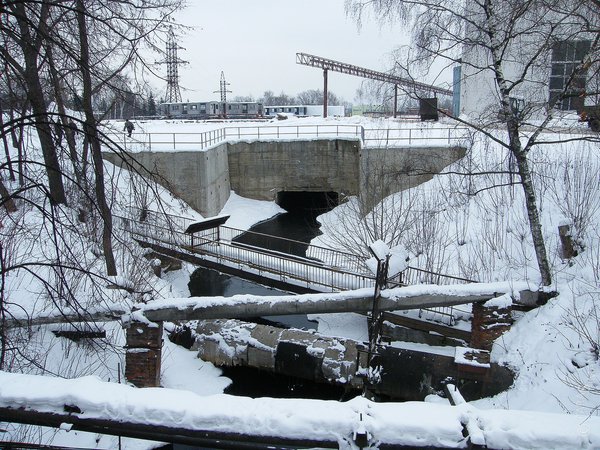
[346,0,600,286]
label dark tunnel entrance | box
[276,191,339,215]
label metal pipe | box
[0,408,338,450]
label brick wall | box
[470,302,513,351]
[125,321,163,388]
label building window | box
[191,104,197,110]
[549,40,590,111]
[171,104,179,111]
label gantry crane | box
[296,52,453,118]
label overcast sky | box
[166,1,411,104]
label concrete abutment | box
[103,139,466,217]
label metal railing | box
[107,128,227,152]
[362,126,470,147]
[106,124,362,152]
[219,225,369,275]
[117,210,477,322]
[387,266,476,327]
[224,124,363,142]
[105,124,470,151]
[116,214,376,292]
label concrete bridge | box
[103,124,468,216]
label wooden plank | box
[0,407,339,450]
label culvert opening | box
[276,191,339,215]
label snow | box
[483,292,513,308]
[1,370,599,448]
[4,114,600,448]
[454,347,490,368]
[160,335,231,395]
[219,191,285,230]
[369,239,390,261]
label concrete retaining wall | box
[192,318,514,401]
[104,139,465,217]
[227,139,361,201]
[359,146,467,211]
[103,143,231,217]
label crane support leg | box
[394,84,398,118]
[323,69,328,118]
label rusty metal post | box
[323,69,328,118]
[559,224,577,259]
[364,246,390,398]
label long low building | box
[264,104,345,117]
[160,101,263,119]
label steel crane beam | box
[296,52,453,112]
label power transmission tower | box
[156,26,188,103]
[214,71,232,117]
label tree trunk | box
[16,109,25,188]
[484,0,552,287]
[0,179,17,213]
[513,149,552,286]
[46,44,81,187]
[0,100,15,182]
[12,3,67,205]
[76,0,117,276]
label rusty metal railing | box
[116,214,376,292]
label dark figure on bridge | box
[124,119,135,137]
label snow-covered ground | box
[2,115,600,448]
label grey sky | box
[169,1,408,103]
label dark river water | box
[187,191,338,328]
[187,264,317,330]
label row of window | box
[549,40,591,111]
[168,102,260,113]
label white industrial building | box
[456,3,599,120]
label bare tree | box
[296,89,343,105]
[0,0,186,380]
[3,2,67,205]
[260,90,297,106]
[346,0,600,286]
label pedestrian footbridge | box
[118,209,474,295]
